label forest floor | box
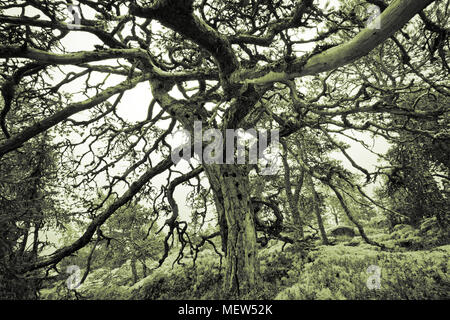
[39,222,450,300]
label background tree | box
[0,0,447,298]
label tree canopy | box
[0,0,448,299]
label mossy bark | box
[306,173,329,245]
[205,164,259,297]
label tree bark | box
[203,165,228,254]
[331,206,339,225]
[306,173,329,245]
[281,145,304,240]
[131,258,138,284]
[141,260,147,278]
[205,164,259,297]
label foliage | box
[383,219,450,250]
[39,234,450,300]
[127,249,224,300]
[0,0,448,299]
[376,92,450,229]
[0,131,61,299]
[276,245,450,300]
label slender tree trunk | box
[329,184,384,248]
[131,258,138,284]
[306,173,329,245]
[205,164,259,297]
[331,207,339,225]
[141,260,147,278]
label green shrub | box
[387,219,450,250]
[257,242,302,299]
[0,270,38,299]
[129,250,223,300]
[39,262,137,300]
[275,245,450,300]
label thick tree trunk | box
[204,165,228,254]
[141,260,147,278]
[205,164,259,297]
